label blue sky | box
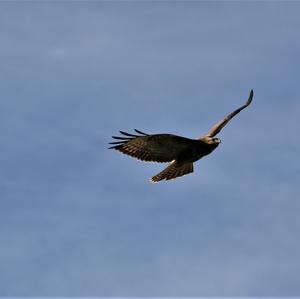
[0,1,300,296]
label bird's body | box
[109,90,253,182]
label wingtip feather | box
[134,129,149,136]
[247,89,254,105]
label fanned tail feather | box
[151,162,194,183]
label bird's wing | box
[206,90,253,137]
[109,129,193,163]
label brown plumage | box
[109,90,253,182]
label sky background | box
[0,1,300,296]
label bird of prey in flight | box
[109,90,253,183]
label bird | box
[109,90,253,183]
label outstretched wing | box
[109,129,194,163]
[206,89,253,137]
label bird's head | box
[199,136,221,145]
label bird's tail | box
[150,161,194,183]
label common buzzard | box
[109,90,253,182]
